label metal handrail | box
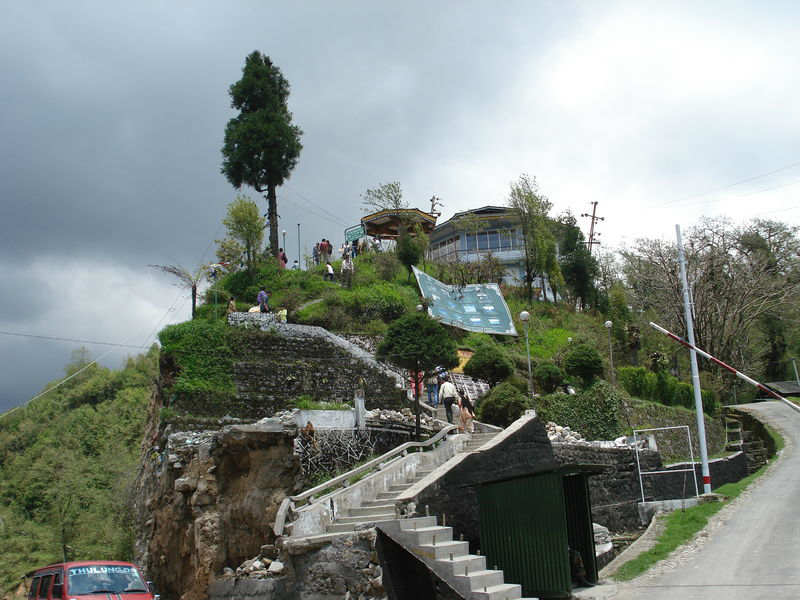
[273,424,457,536]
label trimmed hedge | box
[618,366,716,413]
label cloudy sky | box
[2,1,800,413]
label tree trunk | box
[414,363,421,441]
[191,283,197,319]
[267,184,279,257]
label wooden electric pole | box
[581,201,604,254]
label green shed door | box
[479,473,572,598]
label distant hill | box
[0,346,158,595]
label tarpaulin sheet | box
[412,266,517,336]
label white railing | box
[273,424,457,536]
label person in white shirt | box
[438,376,458,424]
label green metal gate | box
[478,472,571,598]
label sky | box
[2,1,800,413]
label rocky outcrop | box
[208,532,386,600]
[132,419,301,600]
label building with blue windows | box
[428,205,555,299]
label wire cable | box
[0,330,144,349]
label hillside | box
[0,249,735,594]
[0,347,158,594]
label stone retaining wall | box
[185,314,408,419]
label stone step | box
[335,513,395,525]
[348,504,396,517]
[405,525,453,546]
[376,491,401,500]
[469,582,522,600]
[438,554,487,576]
[362,499,398,508]
[327,519,393,533]
[399,516,438,530]
[416,540,469,560]
[455,569,506,591]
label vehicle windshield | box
[67,566,147,595]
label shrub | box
[618,365,717,414]
[464,344,515,386]
[536,380,624,440]
[564,343,604,387]
[533,362,565,394]
[374,252,402,281]
[158,320,236,405]
[618,366,648,398]
[363,319,388,336]
[476,382,530,427]
[344,282,415,321]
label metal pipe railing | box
[273,424,457,535]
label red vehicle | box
[26,561,157,600]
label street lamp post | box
[605,320,615,385]
[297,223,301,269]
[282,230,287,253]
[520,311,534,398]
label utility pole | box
[676,224,712,494]
[581,201,604,254]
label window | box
[38,576,51,600]
[500,229,513,250]
[28,578,40,600]
[465,233,476,251]
[487,231,499,250]
[478,232,489,250]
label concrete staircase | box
[325,433,498,534]
[382,516,539,600]
[725,412,768,473]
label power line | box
[282,185,353,228]
[661,158,800,209]
[0,330,145,349]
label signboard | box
[345,224,366,243]
[412,266,517,336]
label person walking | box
[458,390,475,434]
[227,297,237,314]
[278,248,288,269]
[438,375,458,424]
[425,371,439,407]
[257,288,270,313]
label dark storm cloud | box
[3,1,800,412]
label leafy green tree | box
[361,181,406,213]
[215,237,245,271]
[221,51,303,257]
[556,212,599,309]
[564,343,604,387]
[533,362,565,394]
[507,174,557,303]
[396,228,422,279]
[218,195,265,271]
[377,313,458,438]
[475,382,529,427]
[464,344,514,386]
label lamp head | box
[519,310,530,322]
[604,320,613,328]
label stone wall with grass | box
[160,316,405,420]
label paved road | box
[612,401,800,600]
